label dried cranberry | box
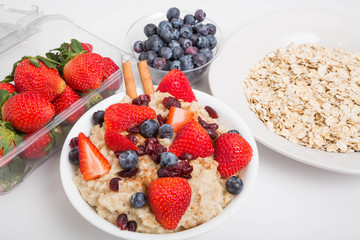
[69,137,79,149]
[162,96,181,109]
[115,151,121,158]
[157,114,165,126]
[127,220,137,232]
[126,134,138,145]
[150,143,167,164]
[157,161,193,179]
[117,168,138,178]
[206,128,219,139]
[109,177,121,192]
[128,124,141,134]
[205,106,219,119]
[198,116,219,139]
[132,94,151,106]
[116,213,128,230]
[145,137,159,145]
[145,137,158,154]
[179,152,196,161]
[136,145,146,156]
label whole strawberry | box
[214,133,253,178]
[52,85,85,123]
[156,69,197,102]
[20,131,53,159]
[13,58,66,101]
[103,57,120,80]
[104,103,156,132]
[169,121,214,158]
[2,92,55,132]
[102,57,121,97]
[0,83,16,94]
[104,128,138,152]
[148,177,191,230]
[63,52,105,91]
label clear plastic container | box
[0,4,137,193]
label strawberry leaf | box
[29,57,41,67]
[70,39,84,53]
[0,121,24,156]
[0,90,13,120]
[0,157,30,192]
[36,56,56,69]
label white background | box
[1,0,360,239]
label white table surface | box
[1,0,360,239]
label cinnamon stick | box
[122,61,137,99]
[137,60,154,95]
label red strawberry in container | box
[2,92,55,133]
[214,133,253,178]
[0,83,16,94]
[8,56,66,102]
[52,85,85,124]
[101,57,121,98]
[20,131,53,159]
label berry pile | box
[133,7,217,71]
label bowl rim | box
[124,10,224,74]
[60,88,259,240]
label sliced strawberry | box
[165,107,194,133]
[148,177,191,230]
[78,132,110,181]
[156,69,196,102]
[104,128,138,153]
[104,103,156,132]
[169,120,214,158]
[215,133,253,178]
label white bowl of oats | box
[209,8,360,174]
[60,86,259,239]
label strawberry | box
[78,132,111,181]
[63,52,105,91]
[20,131,52,159]
[104,128,138,152]
[68,42,93,53]
[52,85,85,123]
[2,92,55,132]
[156,69,196,102]
[103,57,120,80]
[165,107,194,133]
[104,103,156,132]
[148,177,191,230]
[101,57,121,97]
[0,121,23,157]
[169,121,214,158]
[214,133,253,178]
[13,58,66,101]
[0,83,16,94]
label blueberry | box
[139,51,158,66]
[194,23,209,36]
[160,28,179,42]
[92,110,105,125]
[131,192,146,208]
[119,150,138,171]
[144,23,157,37]
[185,46,198,55]
[199,48,213,61]
[180,25,193,39]
[207,23,216,35]
[69,147,79,165]
[206,35,217,49]
[169,60,181,70]
[194,9,206,22]
[168,40,180,49]
[159,124,174,138]
[157,20,172,35]
[196,35,209,49]
[179,55,194,70]
[226,176,243,195]
[145,35,164,52]
[228,129,240,134]
[166,7,180,21]
[160,152,178,167]
[193,53,207,67]
[133,41,144,53]
[140,119,159,138]
[172,46,184,60]
[179,37,192,49]
[159,47,172,59]
[171,17,183,28]
[189,33,200,44]
[184,14,196,25]
[153,57,167,70]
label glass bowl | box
[125,11,224,85]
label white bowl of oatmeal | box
[60,88,259,239]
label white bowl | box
[60,88,258,240]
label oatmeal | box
[244,43,360,153]
[73,92,240,233]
